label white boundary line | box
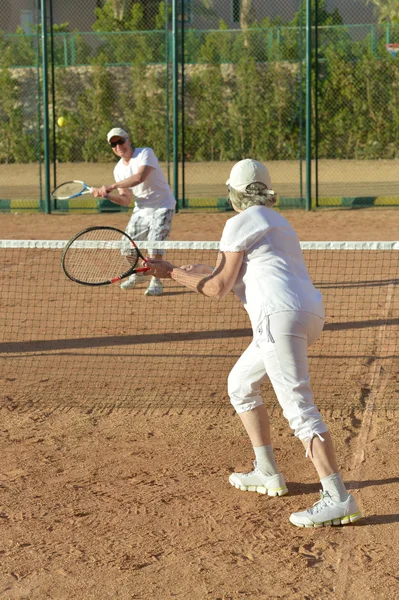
[333,280,395,598]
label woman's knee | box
[227,370,264,413]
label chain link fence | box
[0,1,399,212]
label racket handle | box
[135,267,151,273]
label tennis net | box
[1,240,398,411]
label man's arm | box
[106,164,154,192]
[91,163,155,205]
[91,186,133,207]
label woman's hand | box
[144,258,175,279]
[179,264,213,275]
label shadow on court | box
[1,318,398,354]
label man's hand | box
[91,186,109,198]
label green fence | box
[2,23,399,69]
[1,0,399,212]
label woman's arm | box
[146,251,244,299]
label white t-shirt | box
[113,147,176,210]
[219,205,325,333]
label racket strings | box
[63,229,140,284]
[52,181,86,199]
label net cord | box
[0,240,398,251]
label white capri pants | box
[228,310,328,443]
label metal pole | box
[172,0,179,211]
[299,0,304,204]
[165,0,171,185]
[314,0,319,208]
[35,0,43,207]
[49,0,57,206]
[181,0,185,208]
[40,0,51,213]
[305,0,312,211]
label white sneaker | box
[144,278,163,296]
[289,490,362,528]
[229,462,288,497]
[120,273,146,290]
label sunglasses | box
[110,138,126,147]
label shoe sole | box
[289,511,362,528]
[229,476,288,497]
[121,275,148,290]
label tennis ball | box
[57,116,67,127]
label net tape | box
[1,240,399,250]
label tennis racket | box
[52,180,94,200]
[61,226,150,286]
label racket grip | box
[135,267,151,273]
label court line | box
[333,281,395,598]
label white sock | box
[254,445,279,476]
[321,473,349,503]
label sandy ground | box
[0,210,398,599]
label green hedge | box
[1,51,399,165]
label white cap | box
[226,158,272,192]
[107,127,129,143]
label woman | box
[146,159,362,528]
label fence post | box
[165,0,171,186]
[370,25,376,56]
[40,0,51,213]
[172,0,179,211]
[180,0,186,208]
[70,33,75,65]
[314,0,319,208]
[305,0,312,211]
[299,1,304,204]
[49,0,57,200]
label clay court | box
[0,207,398,599]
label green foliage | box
[184,65,230,160]
[362,0,399,24]
[318,48,399,159]
[0,64,37,163]
[53,63,118,163]
[121,65,168,158]
[2,2,399,165]
[92,1,151,32]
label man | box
[92,127,176,296]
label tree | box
[240,0,255,30]
[110,0,133,21]
[94,1,162,31]
[362,0,399,23]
